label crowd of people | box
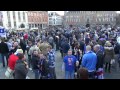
[0,24,120,79]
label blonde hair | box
[86,45,91,51]
[105,41,112,47]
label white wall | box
[2,11,8,29]
[48,12,63,25]
[2,11,28,29]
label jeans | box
[28,55,32,68]
[1,53,8,67]
[114,54,119,71]
[50,43,54,49]
[56,43,59,51]
[49,67,56,79]
[65,71,75,79]
[60,50,63,58]
[88,71,95,79]
[105,62,111,72]
[33,69,40,79]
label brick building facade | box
[27,11,48,29]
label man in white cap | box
[5,49,23,79]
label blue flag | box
[0,28,4,33]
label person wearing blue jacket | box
[82,45,97,79]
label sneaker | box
[26,76,30,79]
[29,68,32,71]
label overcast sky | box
[117,11,120,13]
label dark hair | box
[77,68,89,79]
[18,53,24,60]
[1,38,5,42]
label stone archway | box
[19,23,25,28]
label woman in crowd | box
[77,68,88,79]
[104,41,114,73]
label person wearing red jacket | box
[5,49,23,79]
[24,33,28,40]
[8,49,23,71]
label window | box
[49,18,52,20]
[23,12,25,22]
[8,22,11,27]
[13,11,15,19]
[38,24,39,27]
[103,18,104,22]
[7,11,11,27]
[105,18,108,21]
[108,18,110,22]
[14,22,16,28]
[18,12,21,22]
[106,18,108,22]
[7,11,10,18]
[76,19,78,22]
[110,18,112,21]
[31,17,33,22]
[35,24,37,27]
[29,24,31,28]
[32,24,34,28]
[7,11,10,22]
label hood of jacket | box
[16,59,24,64]
[104,47,113,50]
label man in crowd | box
[94,45,104,79]
[48,35,54,49]
[82,45,97,79]
[47,46,56,79]
[61,39,70,57]
[27,41,32,70]
[14,53,28,79]
[0,38,9,67]
[10,42,19,55]
[39,53,49,79]
[63,50,79,79]
[31,50,40,79]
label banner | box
[0,27,6,37]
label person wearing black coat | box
[14,54,28,79]
[20,39,26,54]
[39,54,49,79]
[61,39,70,57]
[94,45,104,79]
[96,49,104,70]
[9,42,19,55]
[79,40,85,55]
[31,50,40,79]
[0,38,9,67]
[114,42,120,69]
